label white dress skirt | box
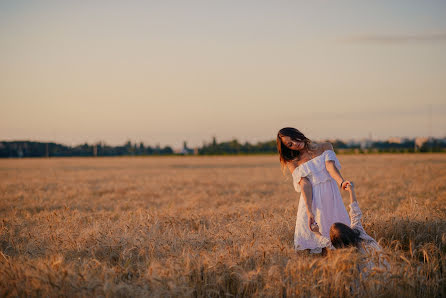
[292,150,350,253]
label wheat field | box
[0,154,445,297]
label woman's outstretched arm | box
[326,160,350,189]
[299,177,315,230]
[323,143,351,189]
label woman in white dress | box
[276,127,352,253]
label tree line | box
[0,141,173,158]
[0,137,445,158]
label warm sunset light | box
[1,1,445,148]
[1,2,446,296]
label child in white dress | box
[311,183,389,274]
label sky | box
[1,0,445,149]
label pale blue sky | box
[1,0,445,148]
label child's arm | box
[347,182,357,204]
[346,182,364,232]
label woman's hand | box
[341,180,352,190]
[308,212,316,231]
[345,181,354,191]
[310,221,320,233]
[309,220,322,236]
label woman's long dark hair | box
[329,222,362,248]
[276,127,311,173]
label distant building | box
[180,141,195,155]
[359,139,373,149]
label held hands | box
[345,181,354,192]
[345,181,357,203]
[340,180,352,191]
[308,212,321,235]
[307,212,315,231]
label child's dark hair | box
[329,222,362,248]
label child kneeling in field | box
[311,182,389,273]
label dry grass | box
[0,154,445,297]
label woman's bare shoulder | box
[310,142,332,155]
[320,142,334,151]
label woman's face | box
[281,136,305,151]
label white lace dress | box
[292,149,350,252]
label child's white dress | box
[292,150,350,252]
[315,201,381,251]
[315,201,389,275]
